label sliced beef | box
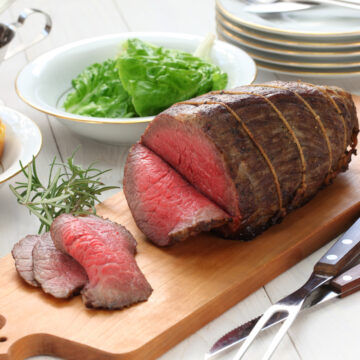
[50,214,153,309]
[124,143,231,246]
[33,232,87,299]
[124,81,358,241]
[12,234,40,287]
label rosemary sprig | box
[9,151,119,233]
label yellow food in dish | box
[0,120,5,158]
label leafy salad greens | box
[63,38,228,118]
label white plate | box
[217,32,360,77]
[217,11,360,50]
[217,24,360,61]
[15,32,257,145]
[218,28,360,69]
[256,59,360,78]
[217,13,360,54]
[0,106,42,184]
[217,0,360,39]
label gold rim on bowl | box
[15,37,257,125]
[15,72,154,125]
[15,69,257,125]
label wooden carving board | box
[1,97,360,360]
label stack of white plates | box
[216,0,360,77]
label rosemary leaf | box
[23,163,32,205]
[30,193,72,205]
[10,152,119,233]
[42,168,62,200]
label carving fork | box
[233,217,360,360]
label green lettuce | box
[63,59,136,118]
[117,38,228,116]
[64,38,228,118]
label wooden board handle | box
[314,217,360,276]
[331,263,360,298]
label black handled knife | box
[205,262,360,359]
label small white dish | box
[15,32,257,145]
[0,106,42,184]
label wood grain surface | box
[0,2,360,359]
[0,97,359,360]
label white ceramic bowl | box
[0,106,42,185]
[15,32,257,145]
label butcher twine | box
[307,83,357,182]
[177,83,356,221]
[250,84,333,174]
[177,98,285,217]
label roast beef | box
[33,232,87,298]
[124,143,231,246]
[11,234,40,287]
[50,214,153,309]
[124,81,358,244]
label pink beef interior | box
[141,115,240,227]
[11,234,40,287]
[33,232,87,299]
[50,214,152,309]
[124,143,231,246]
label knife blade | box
[205,262,360,359]
[232,216,360,360]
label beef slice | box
[33,232,87,299]
[50,214,153,309]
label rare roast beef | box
[12,234,40,287]
[33,232,87,299]
[124,81,359,244]
[124,143,231,246]
[50,214,153,309]
[12,232,88,298]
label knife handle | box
[314,217,360,276]
[331,263,360,298]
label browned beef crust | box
[142,81,359,240]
